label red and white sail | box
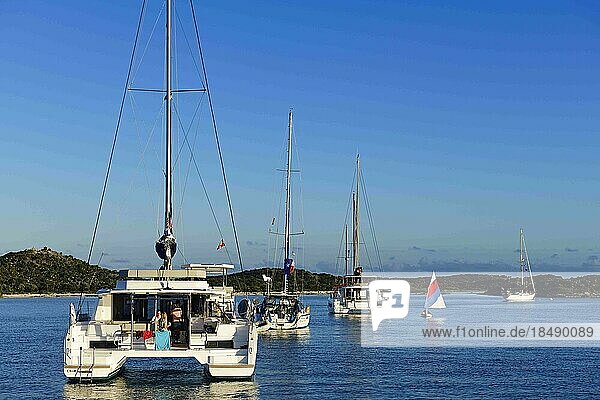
[424,271,446,309]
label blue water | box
[0,295,598,399]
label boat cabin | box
[85,264,238,350]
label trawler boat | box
[328,155,378,315]
[64,264,257,381]
[504,228,536,302]
[65,0,257,381]
[328,267,375,315]
[254,111,310,331]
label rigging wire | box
[360,173,384,271]
[130,2,165,85]
[79,0,148,312]
[174,5,204,84]
[172,96,205,168]
[128,94,165,236]
[172,102,234,264]
[266,132,287,287]
[190,0,244,271]
[291,120,306,294]
[335,168,357,274]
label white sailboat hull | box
[254,293,311,331]
[263,311,310,331]
[505,229,536,303]
[504,292,535,302]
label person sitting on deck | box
[171,302,182,323]
[150,310,161,333]
[154,312,171,350]
[160,312,171,331]
[171,302,183,342]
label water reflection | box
[260,327,311,342]
[63,359,259,400]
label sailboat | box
[254,111,311,331]
[328,155,378,315]
[420,271,446,318]
[504,228,536,302]
[63,0,257,381]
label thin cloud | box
[582,255,600,267]
[109,258,130,264]
[409,246,436,253]
[246,240,266,247]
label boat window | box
[191,294,206,317]
[112,294,151,322]
[133,297,149,321]
[112,294,131,321]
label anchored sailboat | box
[504,228,536,302]
[420,271,446,318]
[254,110,311,331]
[328,155,379,315]
[64,0,257,381]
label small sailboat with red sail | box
[421,271,446,318]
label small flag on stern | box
[216,239,225,250]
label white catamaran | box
[420,271,446,318]
[64,0,257,381]
[328,155,379,315]
[504,228,536,302]
[254,111,311,331]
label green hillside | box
[0,247,118,295]
[208,267,341,293]
[1,248,598,298]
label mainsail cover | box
[424,271,446,309]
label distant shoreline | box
[3,291,600,299]
[1,293,94,299]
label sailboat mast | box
[352,154,361,272]
[165,0,173,241]
[155,0,177,269]
[519,228,524,291]
[522,229,536,293]
[345,224,349,276]
[283,110,293,293]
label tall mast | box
[155,0,177,269]
[165,0,173,240]
[521,228,536,293]
[345,224,349,276]
[352,154,360,272]
[519,228,524,291]
[283,110,293,293]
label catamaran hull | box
[504,293,535,302]
[64,320,258,382]
[65,349,256,381]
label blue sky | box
[2,1,600,273]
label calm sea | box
[0,294,598,399]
